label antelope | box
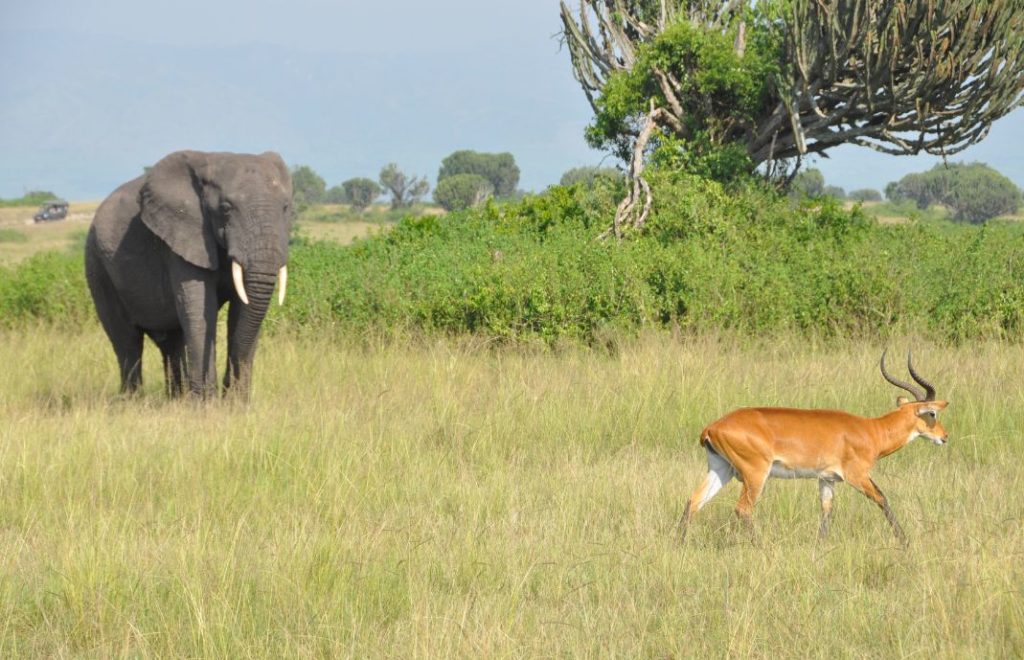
[679,351,948,543]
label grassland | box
[0,202,98,266]
[0,201,403,266]
[1,328,1021,657]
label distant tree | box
[437,151,520,197]
[886,172,934,209]
[379,163,429,210]
[790,168,825,198]
[559,166,621,188]
[888,163,1021,222]
[323,185,348,204]
[934,163,1021,223]
[433,174,494,212]
[341,177,382,212]
[291,165,326,209]
[848,188,882,202]
[822,185,846,200]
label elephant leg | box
[170,263,219,398]
[149,329,185,397]
[86,242,143,393]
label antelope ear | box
[896,395,911,406]
[930,400,949,411]
[140,151,219,270]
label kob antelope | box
[680,351,948,543]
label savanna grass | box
[1,327,1022,656]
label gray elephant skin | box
[85,150,292,398]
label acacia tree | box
[560,0,1024,236]
[379,163,430,209]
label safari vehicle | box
[33,200,69,223]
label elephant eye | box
[219,201,234,214]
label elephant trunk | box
[224,265,280,397]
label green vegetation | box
[790,168,825,198]
[433,173,493,211]
[559,166,622,188]
[563,1,1024,173]
[437,150,521,198]
[0,191,60,207]
[0,228,28,243]
[339,177,382,212]
[291,165,327,211]
[887,162,1021,223]
[379,163,430,210]
[848,188,882,203]
[4,174,1024,343]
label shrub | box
[559,166,622,188]
[433,174,494,212]
[7,174,1024,344]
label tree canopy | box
[341,177,382,212]
[379,163,429,210]
[887,162,1021,222]
[561,0,1024,234]
[291,165,326,209]
[433,174,494,212]
[437,151,520,198]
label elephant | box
[85,150,292,399]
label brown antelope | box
[679,351,948,543]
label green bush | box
[6,175,1024,344]
[0,229,29,243]
[433,174,493,212]
[0,251,93,328]
[559,166,622,189]
[0,191,60,207]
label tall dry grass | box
[1,328,1021,656]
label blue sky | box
[1,0,1021,200]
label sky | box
[1,0,1022,200]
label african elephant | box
[85,150,292,399]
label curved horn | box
[880,349,924,402]
[906,350,936,401]
[232,260,250,305]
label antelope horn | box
[906,350,936,402]
[232,261,250,305]
[880,349,924,402]
[277,265,287,306]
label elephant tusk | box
[277,265,288,305]
[232,261,249,305]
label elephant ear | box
[140,151,219,270]
[260,151,293,195]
